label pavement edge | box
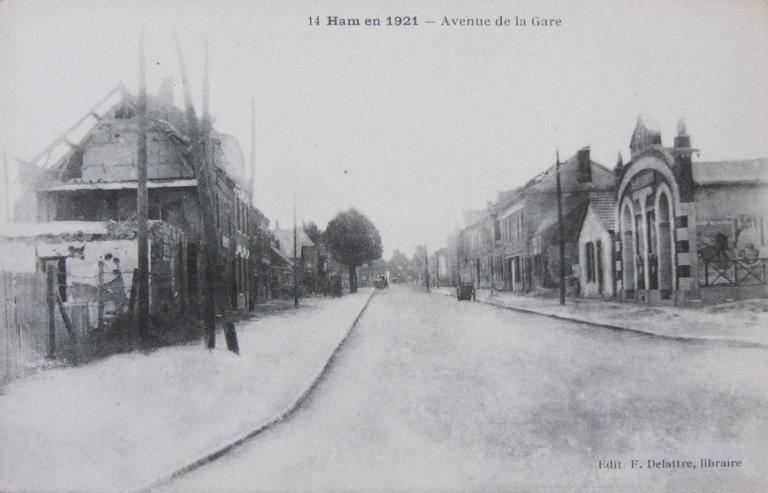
[436,290,766,350]
[133,289,378,493]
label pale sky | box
[1,0,767,258]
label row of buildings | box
[448,117,768,306]
[0,83,332,333]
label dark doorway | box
[40,257,67,302]
[187,242,198,314]
[230,259,238,310]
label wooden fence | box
[0,268,92,384]
[1,271,48,385]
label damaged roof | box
[24,84,249,190]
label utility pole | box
[249,98,256,206]
[489,228,495,298]
[248,97,256,310]
[2,149,11,223]
[556,150,566,306]
[424,246,430,292]
[136,31,150,341]
[175,35,218,348]
[293,196,299,308]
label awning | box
[37,179,198,192]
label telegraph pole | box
[293,196,299,308]
[175,35,218,348]
[556,150,566,306]
[136,31,150,341]
[249,98,256,205]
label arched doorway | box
[621,201,636,297]
[656,190,674,298]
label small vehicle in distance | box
[457,281,476,301]
[374,275,389,290]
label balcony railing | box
[701,257,767,287]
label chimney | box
[576,146,592,183]
[674,118,690,149]
[158,78,174,106]
[614,152,624,181]
[673,118,696,202]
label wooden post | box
[224,321,239,354]
[46,265,56,360]
[136,31,150,341]
[175,35,220,349]
[556,151,566,306]
[55,291,76,341]
[128,268,139,317]
[3,148,11,223]
[2,273,10,379]
[249,98,256,205]
[97,260,105,332]
[293,197,299,307]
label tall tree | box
[325,209,382,293]
[303,221,324,245]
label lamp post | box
[556,150,566,306]
[293,196,299,308]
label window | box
[647,211,657,256]
[235,199,240,231]
[586,242,596,282]
[114,103,135,119]
[215,195,220,228]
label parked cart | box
[456,281,476,301]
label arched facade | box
[616,150,682,303]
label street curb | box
[435,290,767,350]
[133,290,378,493]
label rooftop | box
[693,158,768,185]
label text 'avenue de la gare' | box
[310,16,563,28]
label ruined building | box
[1,83,272,332]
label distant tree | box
[388,248,410,283]
[411,245,427,281]
[325,209,383,293]
[303,222,324,245]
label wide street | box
[162,287,768,492]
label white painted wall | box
[0,237,141,299]
[578,207,614,297]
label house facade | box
[457,209,494,288]
[577,196,617,298]
[271,225,321,296]
[0,221,185,329]
[491,147,615,295]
